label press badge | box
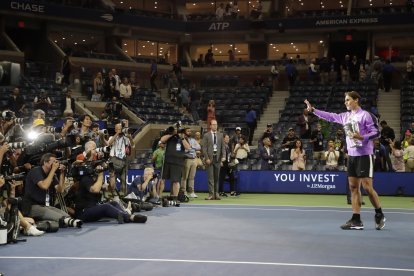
[319,141,323,146]
[176,142,182,151]
[45,193,50,207]
[213,144,218,152]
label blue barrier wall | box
[110,170,414,196]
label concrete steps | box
[377,89,401,140]
[253,90,289,144]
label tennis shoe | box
[375,213,386,230]
[340,219,364,230]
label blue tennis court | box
[1,204,414,276]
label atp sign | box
[208,22,230,31]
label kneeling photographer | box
[73,141,146,224]
[159,122,190,201]
[130,167,160,205]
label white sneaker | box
[189,193,198,198]
[26,225,45,236]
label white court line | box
[185,205,414,215]
[1,256,413,273]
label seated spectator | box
[233,135,250,164]
[290,139,306,170]
[324,140,340,171]
[93,72,104,101]
[389,140,405,172]
[230,1,239,18]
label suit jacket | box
[260,146,277,170]
[297,114,313,136]
[202,131,225,163]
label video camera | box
[69,159,114,179]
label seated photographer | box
[74,141,147,223]
[130,167,160,204]
[0,176,45,236]
[22,153,83,228]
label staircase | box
[253,90,289,144]
[377,89,401,140]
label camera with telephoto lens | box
[98,129,108,135]
[4,173,26,182]
[96,146,111,154]
[1,111,29,125]
[121,128,129,135]
[162,197,180,207]
[25,134,77,157]
[8,142,26,150]
[69,159,114,179]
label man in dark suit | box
[202,119,225,200]
[260,137,277,170]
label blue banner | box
[109,169,414,196]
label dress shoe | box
[205,195,214,200]
[219,192,228,197]
[214,194,221,200]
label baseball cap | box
[267,123,272,127]
[236,127,241,131]
[288,127,294,131]
[32,118,45,127]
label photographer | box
[324,140,340,171]
[7,87,26,117]
[74,141,146,223]
[0,176,44,236]
[70,114,93,143]
[102,97,122,123]
[22,153,82,228]
[131,167,160,204]
[180,128,200,198]
[108,122,134,195]
[90,123,109,148]
[33,89,52,113]
[159,122,190,200]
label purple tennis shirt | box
[313,107,380,156]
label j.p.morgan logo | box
[101,14,114,22]
[274,172,339,191]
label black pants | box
[150,75,158,91]
[219,164,235,193]
[247,122,256,145]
